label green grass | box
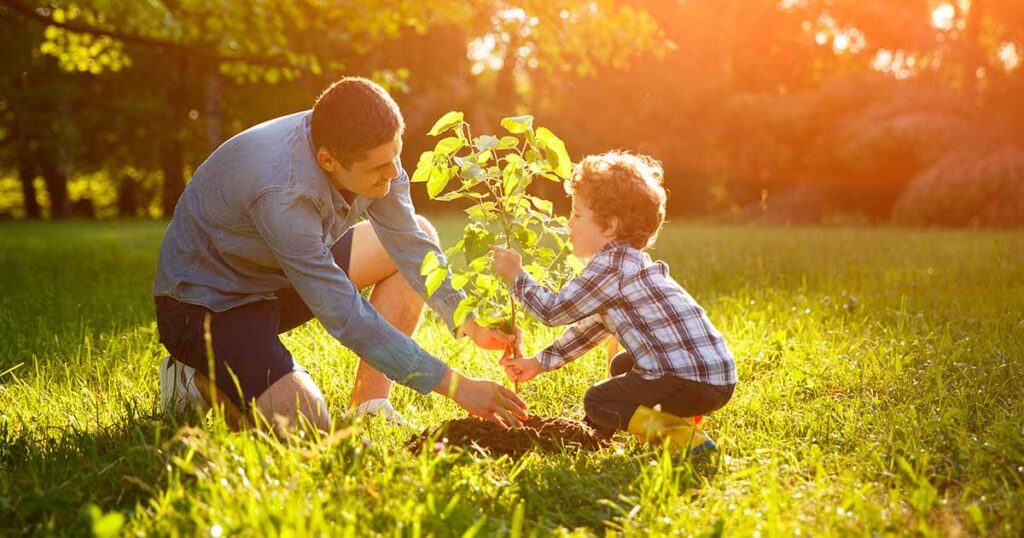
[0,219,1022,536]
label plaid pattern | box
[513,241,737,386]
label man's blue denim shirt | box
[153,111,461,395]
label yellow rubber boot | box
[626,406,716,455]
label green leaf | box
[434,136,464,156]
[444,240,464,258]
[461,162,486,181]
[535,247,556,265]
[451,273,470,290]
[411,151,435,183]
[527,195,553,215]
[498,136,519,149]
[503,170,520,194]
[463,224,493,261]
[514,227,539,248]
[466,202,497,220]
[500,115,534,134]
[475,273,499,294]
[427,165,453,198]
[469,255,489,272]
[420,250,441,276]
[428,111,464,136]
[435,190,468,202]
[474,135,499,150]
[525,263,547,282]
[425,266,447,297]
[567,255,586,273]
[502,155,523,194]
[86,505,125,538]
[535,127,573,179]
[454,297,476,327]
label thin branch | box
[0,0,311,71]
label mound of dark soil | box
[408,415,608,458]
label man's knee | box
[415,214,439,244]
[257,372,332,433]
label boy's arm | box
[512,250,621,327]
[536,315,610,371]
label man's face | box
[318,133,403,199]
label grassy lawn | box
[0,218,1022,536]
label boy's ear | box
[603,217,620,238]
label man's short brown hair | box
[567,151,667,250]
[311,77,405,168]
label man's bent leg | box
[346,215,439,409]
[193,369,330,435]
[255,371,331,435]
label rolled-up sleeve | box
[367,166,468,333]
[512,250,621,327]
[250,188,448,394]
[536,315,610,371]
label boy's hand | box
[500,354,544,384]
[489,245,523,285]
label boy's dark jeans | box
[583,352,735,437]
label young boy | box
[491,151,737,454]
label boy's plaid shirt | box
[513,241,738,386]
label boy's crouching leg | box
[583,381,635,438]
[256,371,332,436]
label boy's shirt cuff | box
[512,270,531,299]
[537,348,566,371]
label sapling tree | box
[414,111,584,351]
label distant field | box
[0,219,1021,536]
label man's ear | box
[316,148,337,172]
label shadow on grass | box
[0,399,203,536]
[419,437,724,535]
[517,445,723,533]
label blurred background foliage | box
[0,0,1021,226]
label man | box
[154,77,526,433]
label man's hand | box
[460,318,521,351]
[434,368,528,429]
[500,354,544,384]
[489,245,523,285]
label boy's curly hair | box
[566,151,667,250]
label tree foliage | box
[415,111,580,330]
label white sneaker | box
[351,398,412,427]
[159,355,208,414]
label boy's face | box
[317,132,403,199]
[569,196,616,258]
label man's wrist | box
[432,367,459,399]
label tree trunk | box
[204,65,223,151]
[161,53,189,218]
[40,159,69,219]
[161,138,185,218]
[117,172,139,218]
[18,159,41,219]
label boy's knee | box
[609,352,635,377]
[414,214,439,244]
[583,384,606,418]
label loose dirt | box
[408,415,609,457]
